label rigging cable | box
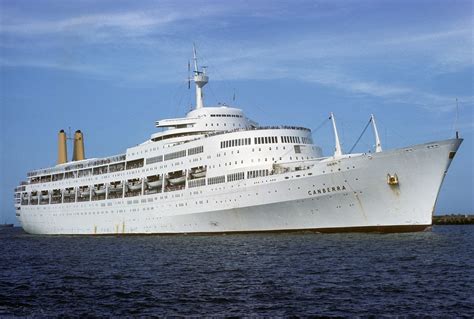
[311,116,331,135]
[348,117,372,154]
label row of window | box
[282,136,301,144]
[146,155,163,165]
[210,114,243,118]
[189,178,206,188]
[148,146,204,164]
[188,146,204,155]
[247,169,269,179]
[221,135,311,149]
[227,172,245,182]
[255,136,278,144]
[164,150,187,161]
[208,175,226,185]
[221,138,251,149]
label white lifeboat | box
[191,167,207,178]
[94,188,106,195]
[147,179,163,188]
[109,184,123,193]
[127,180,142,191]
[168,176,186,185]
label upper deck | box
[22,47,317,186]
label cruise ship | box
[14,48,462,235]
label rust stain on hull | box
[354,194,368,223]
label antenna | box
[187,60,191,89]
[193,43,199,73]
[371,114,383,152]
[330,112,343,157]
[455,98,460,139]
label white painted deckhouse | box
[14,47,463,235]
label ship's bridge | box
[150,106,257,142]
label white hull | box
[17,139,461,235]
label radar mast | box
[192,44,209,109]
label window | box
[227,172,245,182]
[247,169,269,179]
[208,175,226,185]
[221,138,252,149]
[188,146,203,156]
[164,150,186,161]
[146,155,163,165]
[189,179,206,188]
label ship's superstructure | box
[14,47,462,235]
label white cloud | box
[0,57,108,76]
[1,2,472,113]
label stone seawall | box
[433,214,474,225]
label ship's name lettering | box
[308,185,346,195]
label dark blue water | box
[1,226,473,317]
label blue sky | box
[1,0,473,223]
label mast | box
[192,44,209,109]
[371,114,382,152]
[330,112,343,157]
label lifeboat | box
[94,188,106,195]
[146,179,162,188]
[80,188,90,197]
[191,167,207,178]
[109,183,123,193]
[127,180,142,191]
[168,176,186,185]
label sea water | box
[1,226,473,316]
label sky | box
[0,0,473,223]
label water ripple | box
[0,226,473,317]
